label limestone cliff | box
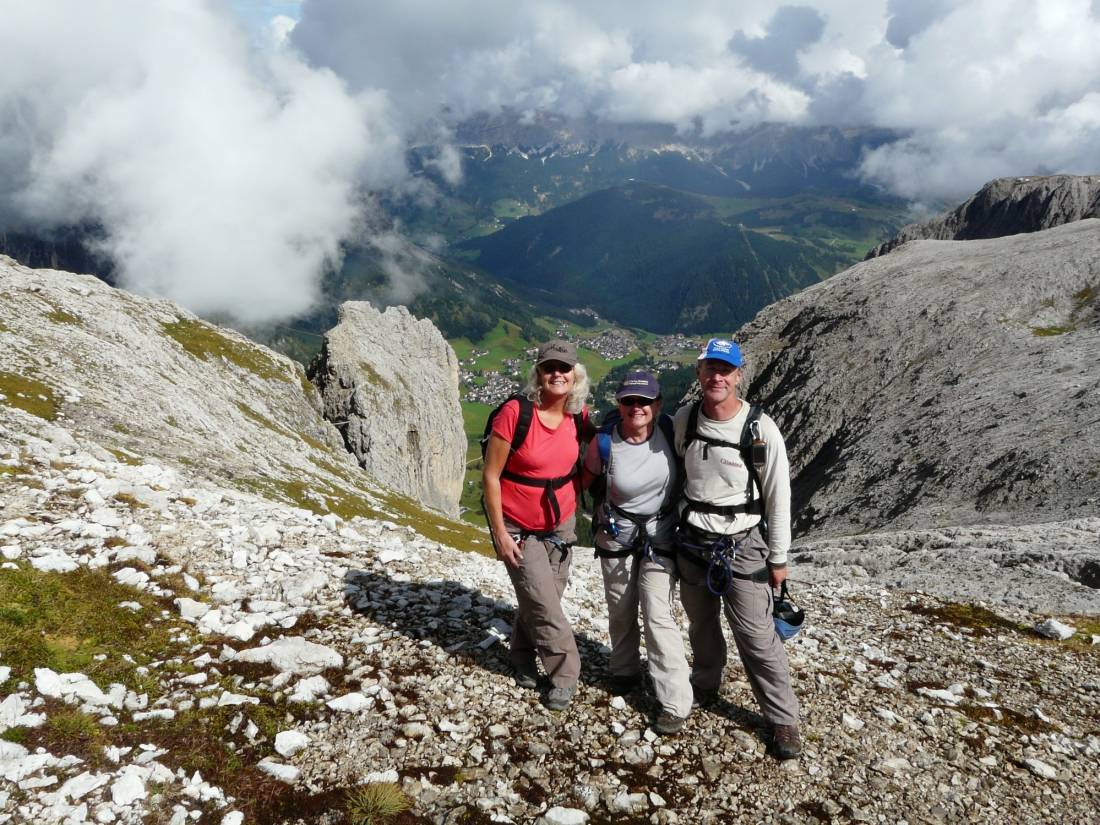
[866,175,1100,258]
[713,220,1100,537]
[308,301,465,517]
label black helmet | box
[773,580,805,642]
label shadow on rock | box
[342,568,610,692]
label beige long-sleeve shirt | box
[673,401,792,566]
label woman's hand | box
[483,432,523,569]
[493,529,524,569]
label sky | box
[2,0,1099,323]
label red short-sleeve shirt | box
[491,399,587,532]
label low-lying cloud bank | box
[3,0,1099,323]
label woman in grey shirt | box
[582,371,692,734]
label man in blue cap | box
[672,338,801,759]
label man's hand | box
[768,564,788,589]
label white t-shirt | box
[673,400,792,565]
[584,422,679,551]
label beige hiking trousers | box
[678,524,799,726]
[504,514,581,689]
[600,552,693,718]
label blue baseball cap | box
[615,371,661,400]
[697,338,743,367]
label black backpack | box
[680,400,769,529]
[480,394,586,527]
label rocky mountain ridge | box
[308,301,466,517]
[2,235,1100,824]
[700,220,1100,540]
[3,329,1099,824]
[866,175,1100,258]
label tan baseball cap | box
[535,340,578,367]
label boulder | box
[309,301,465,516]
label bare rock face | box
[724,220,1100,538]
[0,254,354,492]
[867,175,1100,258]
[309,301,465,516]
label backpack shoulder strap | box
[510,395,535,453]
[657,412,676,449]
[684,401,701,450]
[596,431,612,470]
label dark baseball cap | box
[615,370,660,400]
[535,340,578,367]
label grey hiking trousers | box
[504,514,580,689]
[601,551,693,718]
[678,524,799,726]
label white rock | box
[221,813,244,825]
[56,770,110,801]
[281,570,328,603]
[609,696,627,711]
[249,523,282,547]
[257,759,299,783]
[217,692,259,707]
[30,553,78,573]
[274,731,310,758]
[917,687,962,705]
[289,675,331,702]
[1024,758,1058,779]
[110,772,146,806]
[223,620,257,642]
[34,668,64,698]
[326,693,371,712]
[175,598,210,621]
[235,636,343,675]
[842,712,865,731]
[537,807,590,825]
[210,581,242,604]
[1034,619,1075,641]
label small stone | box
[275,730,310,757]
[537,807,590,825]
[258,759,300,783]
[1023,758,1058,779]
[327,693,371,712]
[842,712,865,731]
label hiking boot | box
[691,685,719,708]
[652,712,687,736]
[544,685,576,712]
[513,662,538,690]
[771,723,802,760]
[607,673,642,696]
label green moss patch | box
[106,447,143,466]
[47,307,81,325]
[238,472,492,556]
[905,602,1023,636]
[161,319,288,383]
[1032,325,1074,336]
[0,371,59,420]
[0,563,191,697]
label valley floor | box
[2,409,1099,825]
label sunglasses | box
[539,361,574,374]
[618,396,654,407]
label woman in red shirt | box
[482,340,590,711]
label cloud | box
[4,0,1100,317]
[289,0,1100,201]
[884,0,957,49]
[0,0,404,324]
[728,6,827,85]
